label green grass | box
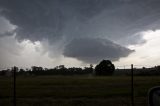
[0,76,160,106]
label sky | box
[0,0,160,68]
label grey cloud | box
[1,0,160,42]
[0,16,15,35]
[0,31,15,38]
[0,0,66,41]
[63,38,134,64]
[118,33,146,45]
[0,0,112,41]
[0,36,23,68]
[83,0,160,44]
[0,0,160,63]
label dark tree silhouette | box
[95,60,115,75]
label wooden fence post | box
[12,66,17,106]
[131,64,134,106]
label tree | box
[95,60,115,75]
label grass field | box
[0,75,160,106]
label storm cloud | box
[0,0,160,64]
[0,0,110,41]
[63,38,134,63]
[1,0,160,42]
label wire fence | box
[0,64,160,106]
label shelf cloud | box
[64,38,134,63]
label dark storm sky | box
[0,0,160,65]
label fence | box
[0,64,159,106]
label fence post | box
[131,64,134,106]
[12,66,17,106]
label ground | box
[0,75,160,106]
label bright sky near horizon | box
[0,0,160,68]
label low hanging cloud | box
[63,38,134,63]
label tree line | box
[1,60,160,76]
[0,60,115,76]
